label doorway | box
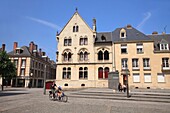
[123,75,127,85]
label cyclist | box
[50,81,57,98]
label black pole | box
[43,65,46,95]
[126,69,130,98]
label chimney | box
[2,44,5,51]
[152,31,158,35]
[13,42,18,51]
[39,48,42,56]
[29,41,34,53]
[42,52,46,56]
[162,32,166,35]
[92,18,96,32]
[56,31,59,41]
[34,44,38,51]
[126,24,132,29]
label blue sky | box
[0,0,170,61]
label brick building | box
[8,41,56,87]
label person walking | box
[123,84,127,92]
[118,83,122,92]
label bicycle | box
[49,90,68,102]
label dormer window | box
[16,49,20,54]
[120,28,126,38]
[101,35,106,41]
[121,32,125,38]
[160,43,169,50]
[15,48,23,54]
[159,39,169,51]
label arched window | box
[98,49,110,61]
[104,67,109,78]
[79,67,88,79]
[73,25,79,32]
[78,49,89,61]
[68,52,72,61]
[76,26,79,32]
[84,67,88,79]
[62,67,66,79]
[79,67,83,79]
[120,28,126,38]
[67,67,71,79]
[80,52,84,61]
[62,67,71,79]
[64,52,67,61]
[84,52,88,60]
[62,49,72,62]
[98,67,103,79]
[104,50,109,60]
[73,26,76,32]
[98,67,109,79]
[98,51,103,60]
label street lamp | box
[29,72,33,88]
[43,65,46,95]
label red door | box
[46,81,53,89]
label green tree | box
[0,51,16,91]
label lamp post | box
[29,72,33,88]
[126,67,130,98]
[43,65,46,95]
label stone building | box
[8,41,56,87]
[56,10,170,89]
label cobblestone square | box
[0,88,170,113]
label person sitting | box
[50,82,57,98]
[57,86,63,100]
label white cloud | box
[137,12,151,30]
[26,16,62,30]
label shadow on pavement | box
[0,92,29,97]
[2,88,28,91]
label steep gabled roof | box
[95,32,112,43]
[112,27,152,43]
[8,46,31,57]
[58,11,93,35]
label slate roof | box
[95,32,112,43]
[8,46,32,57]
[112,27,152,43]
[148,34,170,43]
[148,34,170,51]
